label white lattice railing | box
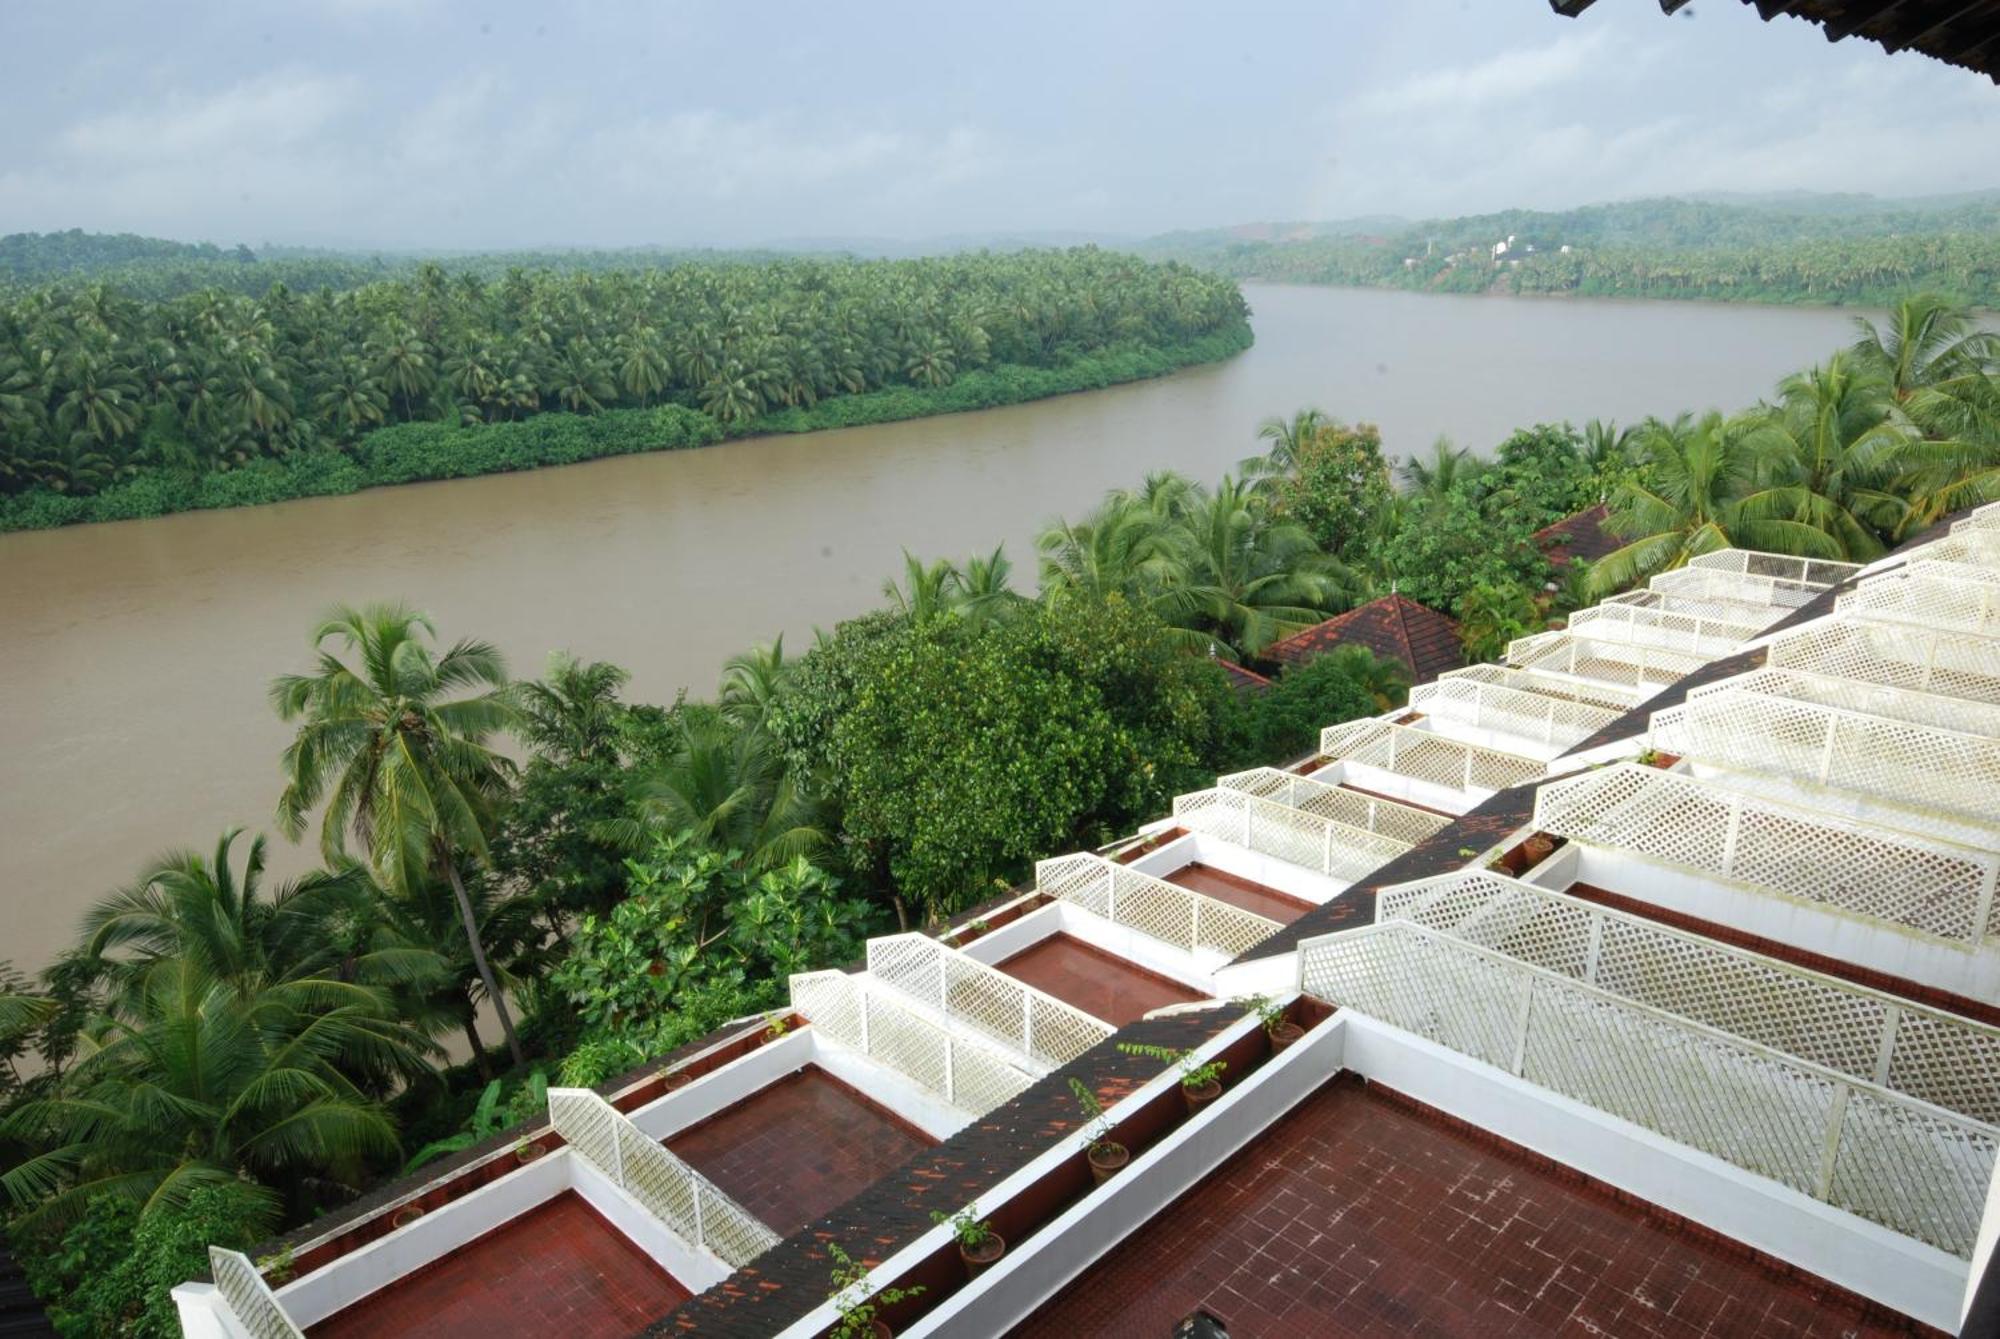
[1175,785,1416,882]
[1686,548,1862,587]
[1376,869,2000,1124]
[1649,565,1825,611]
[547,1088,780,1267]
[1626,589,1796,627]
[1532,763,2000,944]
[865,934,1113,1065]
[1506,630,1710,693]
[1838,570,2000,638]
[1407,675,1625,749]
[1561,601,1770,657]
[1216,766,1451,844]
[1439,662,1647,711]
[1648,687,2000,831]
[1319,719,1547,795]
[1034,851,1282,958]
[787,970,1037,1113]
[1950,501,2000,535]
[1297,922,1999,1257]
[1929,525,2000,564]
[210,1248,302,1339]
[1687,666,2000,740]
[1765,617,2000,706]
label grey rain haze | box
[2,0,1996,251]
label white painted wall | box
[1964,1163,2000,1330]
[1182,831,1351,904]
[569,1154,731,1291]
[1567,845,2000,1004]
[1314,756,1490,815]
[1412,710,1574,763]
[170,1283,243,1339]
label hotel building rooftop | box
[177,502,2000,1338]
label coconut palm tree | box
[1734,354,1910,560]
[516,654,631,766]
[1,959,426,1230]
[1245,406,1328,479]
[270,603,527,1065]
[1398,436,1476,501]
[1163,475,1359,656]
[719,639,791,739]
[1590,413,1842,595]
[605,718,827,874]
[951,546,1028,626]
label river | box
[0,283,1869,976]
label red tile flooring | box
[1014,1076,1930,1339]
[995,933,1207,1026]
[665,1066,934,1238]
[1165,863,1315,925]
[307,1192,687,1339]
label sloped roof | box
[1214,658,1273,697]
[1534,504,1623,568]
[1262,593,1463,684]
[1554,0,2000,85]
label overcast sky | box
[3,0,1996,250]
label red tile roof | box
[1213,658,1272,696]
[1534,504,1623,568]
[1262,594,1462,684]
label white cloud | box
[60,72,356,163]
[1348,28,1616,120]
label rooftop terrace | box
[994,933,1207,1026]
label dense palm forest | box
[1146,195,2000,306]
[0,245,1251,529]
[1,292,1996,1336]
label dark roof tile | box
[1263,594,1462,684]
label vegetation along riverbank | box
[0,293,1994,1336]
[1146,194,2000,308]
[0,246,1251,533]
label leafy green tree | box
[607,714,828,875]
[1270,419,1394,560]
[1397,437,1478,503]
[271,603,527,1065]
[1455,581,1546,663]
[1245,406,1329,479]
[1478,423,1595,528]
[1735,354,1909,560]
[1367,487,1550,618]
[1235,655,1378,764]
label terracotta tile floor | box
[995,933,1206,1026]
[1165,863,1315,924]
[666,1067,933,1238]
[1013,1076,1926,1339]
[307,1192,686,1339]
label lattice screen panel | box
[1765,618,2000,706]
[1407,675,1625,749]
[865,933,1112,1065]
[1640,590,1795,627]
[1507,631,1710,693]
[1440,662,1648,711]
[1035,851,1282,958]
[1217,766,1451,844]
[1561,602,1768,657]
[1297,923,1998,1257]
[1318,719,1547,794]
[1175,785,1416,881]
[1649,565,1824,610]
[1837,571,2000,638]
[1950,502,2000,534]
[1688,667,2000,740]
[1375,870,2000,1122]
[547,1088,781,1267]
[789,970,1039,1114]
[210,1249,303,1339]
[1648,688,2000,828]
[1686,549,1862,587]
[1925,528,2000,567]
[1531,763,2000,943]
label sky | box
[2,0,1996,251]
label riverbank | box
[0,326,1253,535]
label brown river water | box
[0,283,1868,975]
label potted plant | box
[828,1241,924,1339]
[1520,832,1555,866]
[1068,1078,1130,1185]
[1240,994,1303,1053]
[931,1203,1005,1277]
[389,1202,425,1230]
[1117,1042,1228,1114]
[762,1010,792,1043]
[514,1136,547,1164]
[661,1067,695,1092]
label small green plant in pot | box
[1117,1041,1228,1114]
[931,1202,1005,1277]
[1240,993,1304,1053]
[828,1241,925,1339]
[1069,1077,1130,1185]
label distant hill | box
[0,228,257,281]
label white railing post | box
[1975,860,1999,947]
[1872,1006,1902,1088]
[1816,716,1840,784]
[1105,865,1118,924]
[692,1179,708,1249]
[1191,896,1204,953]
[1322,821,1334,875]
[1719,801,1743,875]
[1583,913,1604,987]
[1508,977,1535,1075]
[859,988,872,1054]
[609,1102,624,1187]
[944,1036,957,1105]
[1022,994,1035,1058]
[1816,1088,1851,1200]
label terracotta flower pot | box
[1269,1021,1305,1053]
[515,1141,546,1164]
[1182,1080,1221,1115]
[662,1069,694,1091]
[390,1204,425,1230]
[960,1232,1006,1278]
[1088,1142,1130,1186]
[1522,835,1555,866]
[871,1321,893,1339]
